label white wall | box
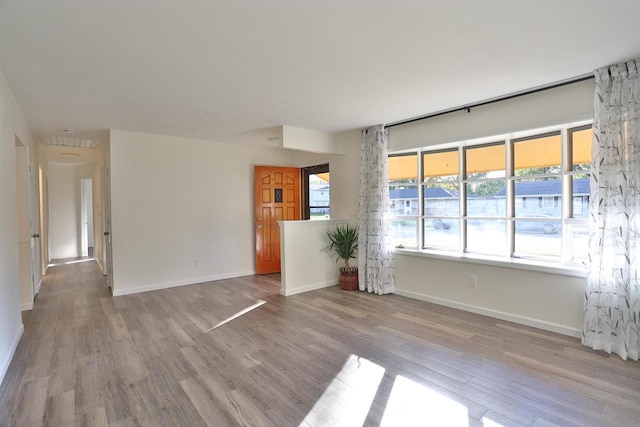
[0,70,38,385]
[48,164,81,259]
[388,82,594,336]
[282,125,344,154]
[291,129,361,224]
[108,130,299,295]
[273,130,362,297]
[395,255,585,336]
[279,220,346,296]
[109,128,362,297]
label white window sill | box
[395,248,587,278]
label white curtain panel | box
[583,58,640,361]
[358,125,395,295]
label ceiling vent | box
[41,135,101,149]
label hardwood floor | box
[1,259,638,426]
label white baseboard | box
[0,323,24,387]
[395,289,582,338]
[21,302,33,311]
[281,279,338,296]
[112,270,256,296]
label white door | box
[102,157,113,291]
[28,154,42,296]
[15,139,38,309]
[39,168,49,276]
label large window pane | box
[310,208,330,219]
[309,172,330,220]
[423,150,458,181]
[570,126,592,171]
[514,133,561,175]
[389,154,418,183]
[514,219,561,257]
[389,153,419,248]
[424,219,459,249]
[465,144,505,179]
[568,224,589,264]
[424,184,459,216]
[466,220,506,256]
[466,181,506,217]
[390,185,418,215]
[303,164,330,220]
[571,176,589,219]
[513,177,562,217]
[392,220,417,248]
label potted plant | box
[323,224,359,290]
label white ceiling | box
[1,1,640,148]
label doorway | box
[39,167,49,274]
[81,178,94,258]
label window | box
[302,164,330,220]
[389,154,418,248]
[423,149,459,249]
[567,125,592,264]
[464,143,506,256]
[388,122,591,267]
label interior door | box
[39,168,49,276]
[28,155,41,297]
[15,142,33,309]
[102,157,114,291]
[254,166,300,274]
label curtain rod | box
[385,74,595,129]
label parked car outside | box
[516,214,560,234]
[432,219,451,230]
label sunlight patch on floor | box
[380,375,469,426]
[482,415,506,426]
[205,300,266,332]
[300,354,385,426]
[48,258,94,267]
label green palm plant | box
[323,224,358,268]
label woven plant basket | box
[338,266,359,291]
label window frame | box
[302,163,330,220]
[388,121,592,269]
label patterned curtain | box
[583,58,640,361]
[358,125,395,295]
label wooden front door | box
[254,166,300,274]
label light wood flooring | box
[0,259,638,426]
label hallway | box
[0,260,284,426]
